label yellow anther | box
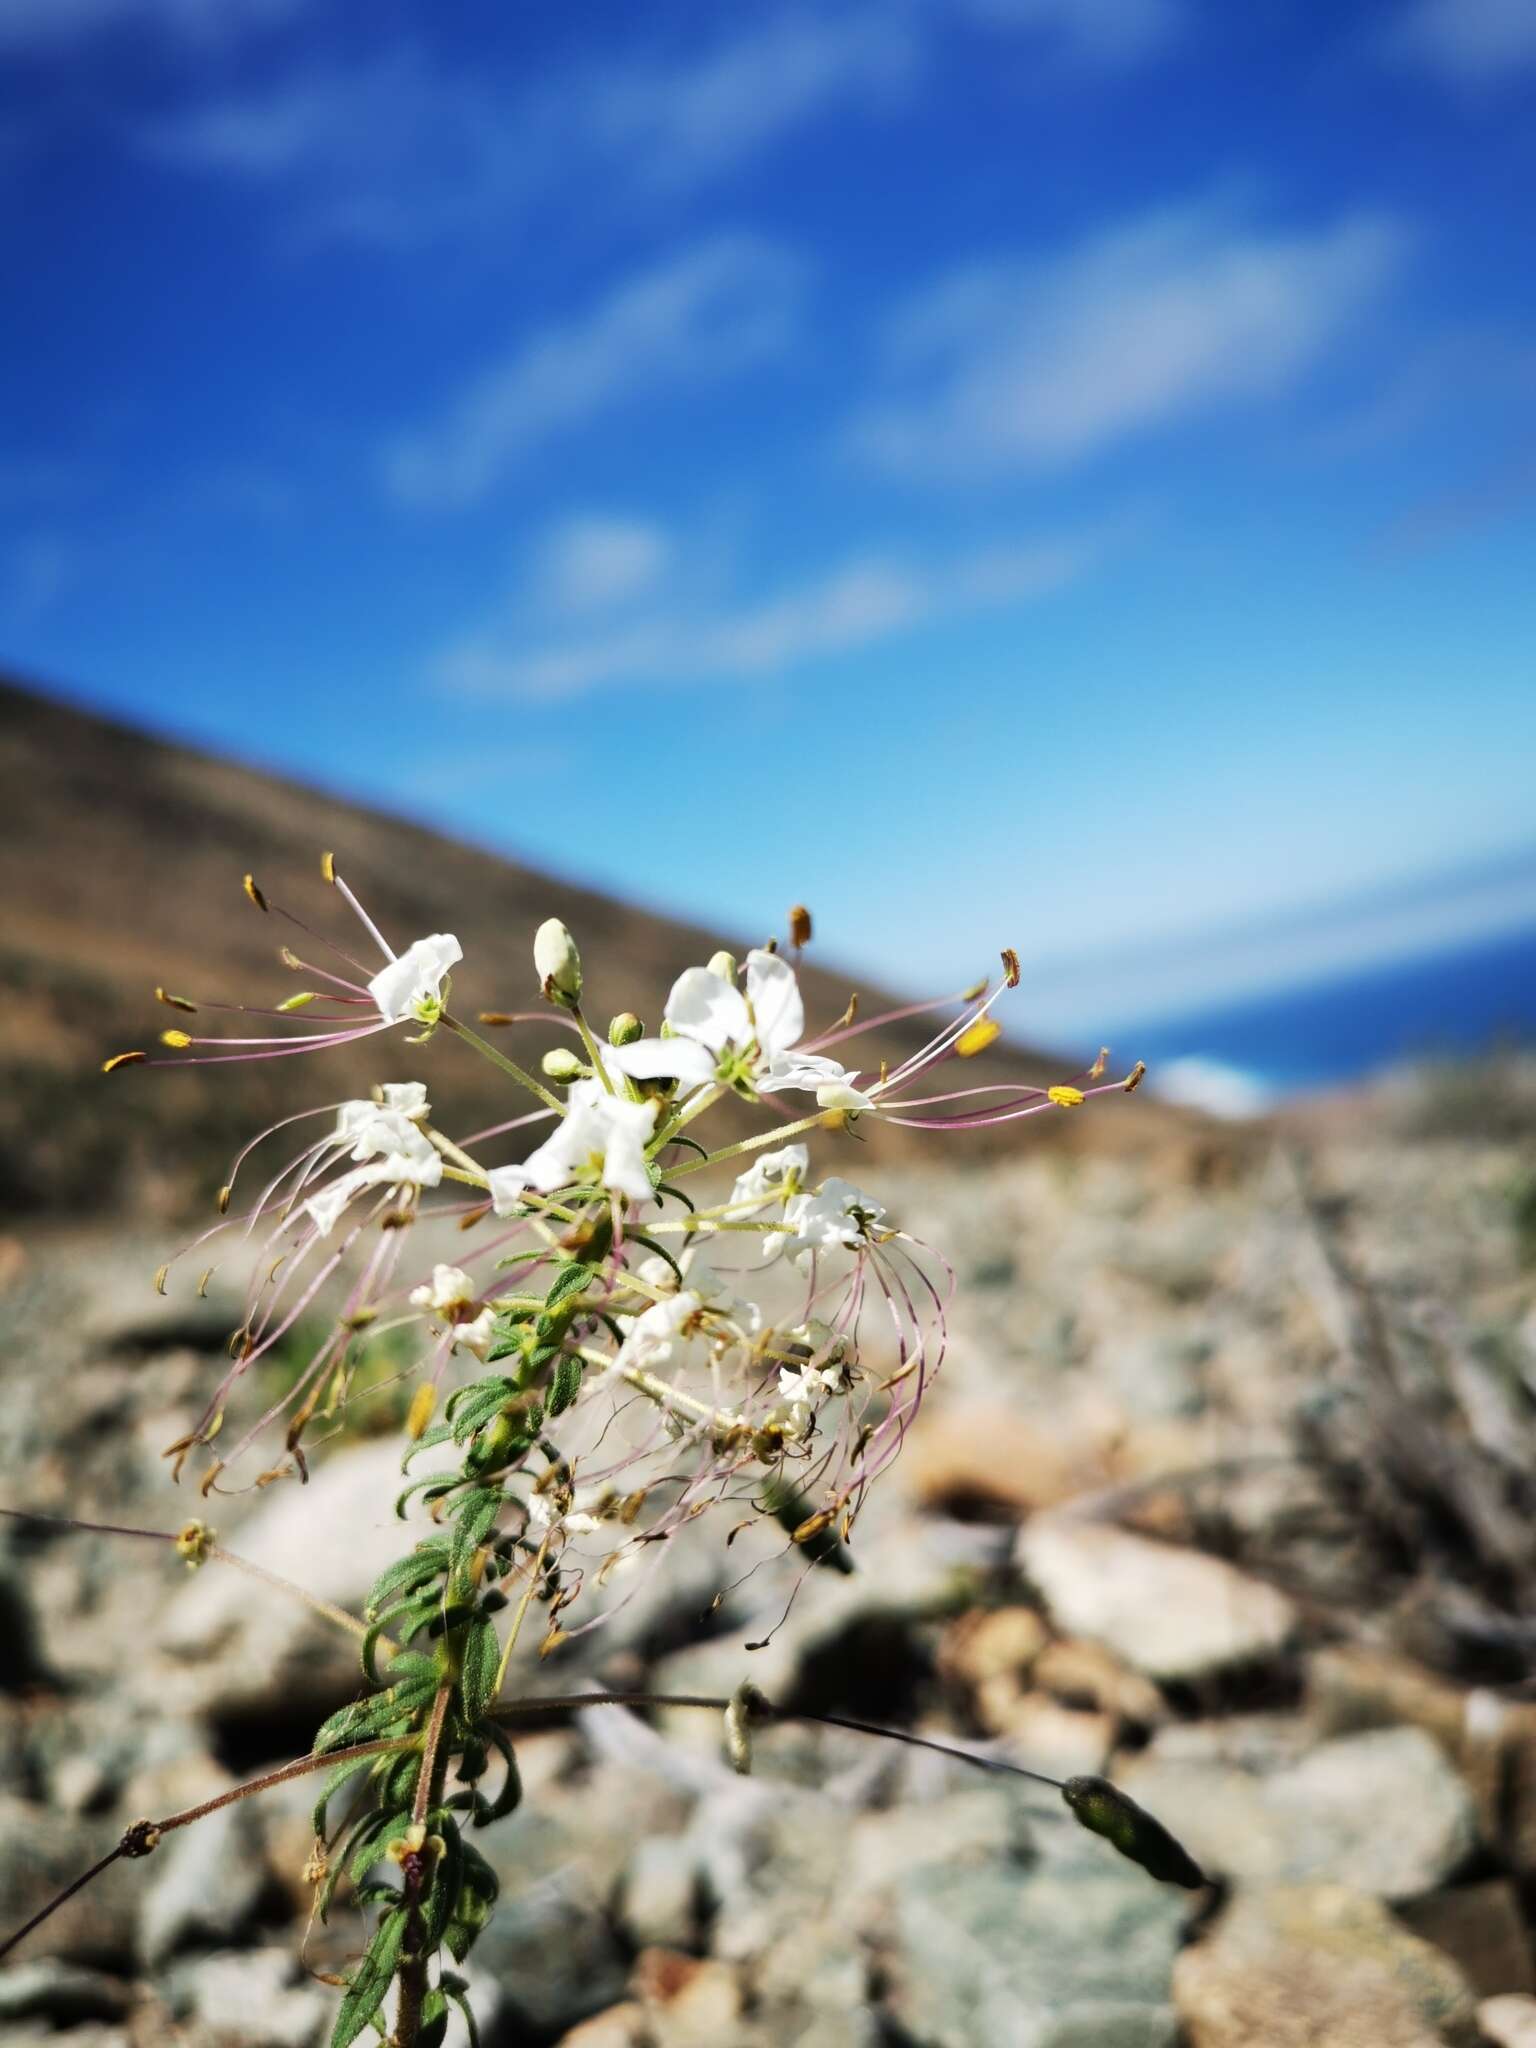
[174,1519,216,1568]
[1089,1046,1110,1079]
[279,947,303,970]
[217,1185,231,1214]
[1123,1061,1147,1093]
[956,1016,1001,1058]
[405,1383,437,1441]
[196,1269,212,1298]
[153,1264,169,1296]
[160,1029,193,1049]
[243,873,268,912]
[102,1050,146,1073]
[1048,1085,1085,1108]
[1000,948,1021,988]
[155,987,198,1013]
[277,992,318,1012]
[320,850,336,883]
[793,1508,834,1546]
[788,903,813,948]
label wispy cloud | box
[435,527,1095,700]
[383,237,805,511]
[954,0,1183,67]
[533,515,674,618]
[1383,0,1536,84]
[129,4,1178,245]
[0,0,296,54]
[851,197,1409,478]
[134,14,917,244]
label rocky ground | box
[3,1066,1536,2047]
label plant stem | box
[442,1014,564,1113]
[393,1683,453,2048]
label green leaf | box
[475,1721,522,1826]
[449,1488,504,1580]
[330,1907,409,2048]
[458,1613,501,1725]
[400,1422,455,1469]
[366,1541,451,1615]
[545,1352,583,1417]
[420,1819,464,1951]
[544,1259,596,1311]
[417,1990,450,2048]
[394,1474,460,1519]
[444,1979,481,2048]
[450,1382,517,1444]
[312,1753,380,1837]
[625,1232,683,1282]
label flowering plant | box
[8,858,1189,2046]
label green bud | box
[541,1046,586,1083]
[534,918,583,1007]
[608,1011,643,1046]
[706,950,737,982]
[1061,1776,1206,1890]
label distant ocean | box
[1113,921,1536,1109]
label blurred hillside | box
[0,678,1200,1219]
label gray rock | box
[174,1946,330,2047]
[1174,1885,1479,2047]
[1018,1517,1296,1681]
[0,1793,139,1966]
[139,1800,269,1966]
[882,1829,1188,2048]
[0,1960,131,2025]
[1481,1994,1536,2047]
[1123,1727,1478,1901]
[617,1834,701,1952]
[153,1439,453,1724]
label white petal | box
[367,933,462,1025]
[379,1081,430,1118]
[664,966,750,1054]
[609,1036,716,1087]
[745,948,804,1058]
[756,1050,861,1097]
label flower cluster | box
[122,858,1140,1637]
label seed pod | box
[1060,1775,1206,1889]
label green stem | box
[667,1112,825,1178]
[442,1014,564,1114]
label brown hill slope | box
[0,678,1201,1216]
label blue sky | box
[2,0,1534,1047]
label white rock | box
[1018,1517,1297,1680]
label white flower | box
[609,949,805,1091]
[452,1306,498,1361]
[755,1049,874,1112]
[526,1493,602,1539]
[486,1078,658,1208]
[367,934,462,1026]
[409,1263,475,1314]
[730,1143,810,1212]
[304,1107,443,1237]
[768,1176,887,1267]
[614,1264,757,1379]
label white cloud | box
[1384,0,1536,83]
[434,530,1094,700]
[134,14,917,243]
[128,4,1175,243]
[534,516,673,618]
[852,197,1409,478]
[954,0,1182,66]
[383,236,805,510]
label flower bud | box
[706,950,737,982]
[534,918,583,1007]
[608,1012,644,1046]
[542,1046,586,1083]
